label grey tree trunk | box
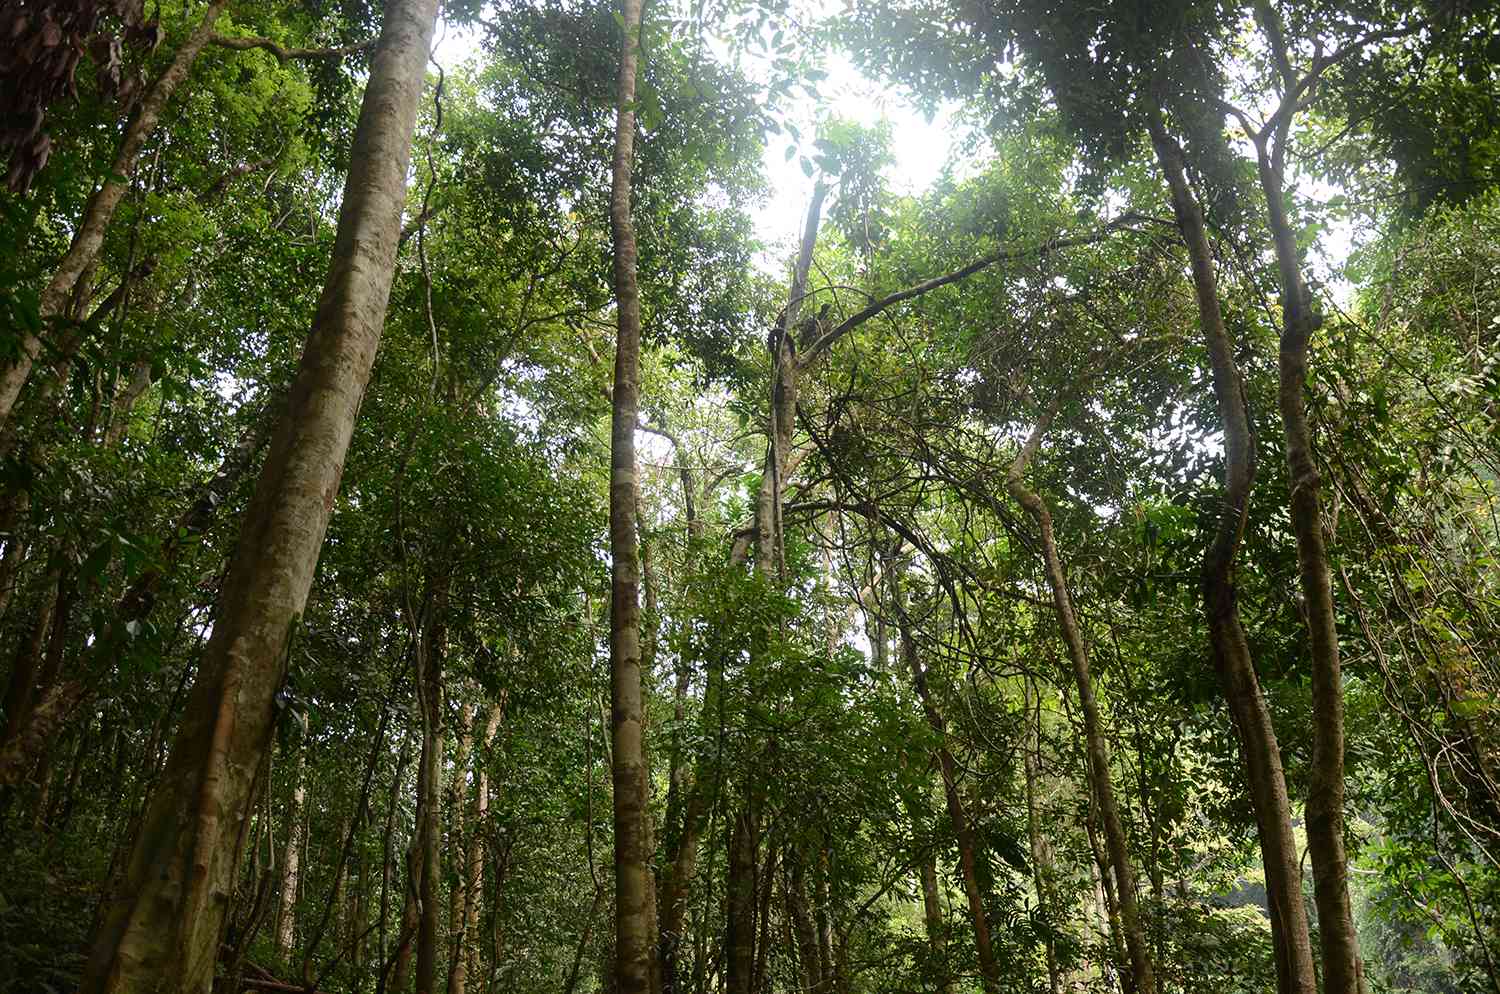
[275,744,308,961]
[76,0,440,987]
[607,0,659,988]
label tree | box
[77,0,440,987]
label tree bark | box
[1023,679,1061,994]
[413,571,449,994]
[276,743,308,962]
[1244,16,1364,984]
[903,795,954,994]
[1145,105,1316,994]
[606,0,659,988]
[451,701,502,994]
[787,851,824,993]
[1007,408,1155,994]
[891,590,1002,993]
[76,0,440,987]
[725,805,758,994]
[0,0,232,429]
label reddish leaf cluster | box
[0,0,162,193]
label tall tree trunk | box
[1086,811,1128,992]
[814,849,837,992]
[892,596,1001,993]
[414,573,449,994]
[276,743,308,962]
[1023,679,1061,994]
[1144,105,1317,994]
[0,0,232,428]
[1008,411,1155,994]
[787,852,823,994]
[606,0,658,988]
[451,701,502,994]
[725,805,758,994]
[446,697,476,982]
[904,796,954,994]
[751,839,776,994]
[1245,19,1364,984]
[77,0,440,987]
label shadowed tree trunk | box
[75,0,440,987]
[1007,401,1156,994]
[275,742,308,962]
[725,804,758,994]
[606,0,659,987]
[1023,678,1061,994]
[413,571,449,994]
[890,582,1002,994]
[450,700,502,994]
[1244,11,1364,990]
[903,794,954,994]
[1145,104,1316,994]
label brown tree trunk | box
[1023,679,1061,994]
[1008,411,1155,994]
[606,0,658,988]
[891,595,1001,993]
[1145,105,1317,994]
[751,839,776,994]
[1246,21,1363,984]
[451,701,502,994]
[414,573,449,994]
[904,796,954,994]
[725,805,758,994]
[1086,811,1128,992]
[0,0,232,428]
[787,852,823,993]
[76,0,440,986]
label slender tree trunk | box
[451,702,502,994]
[814,849,837,992]
[1087,813,1127,993]
[1145,105,1317,994]
[787,852,823,993]
[1023,680,1061,994]
[904,796,954,994]
[1008,415,1155,994]
[0,0,232,428]
[77,0,440,986]
[276,744,308,962]
[751,839,776,994]
[1252,89,1364,994]
[414,573,449,994]
[607,0,658,987]
[725,805,758,994]
[890,589,1001,993]
[445,698,476,981]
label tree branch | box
[210,34,376,62]
[798,215,1143,363]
